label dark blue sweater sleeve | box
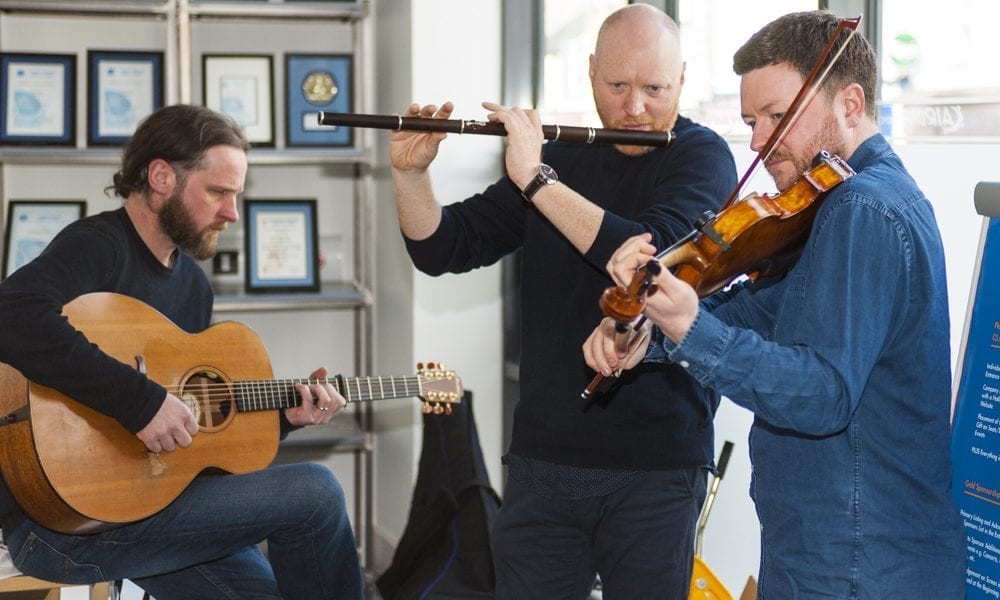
[0,224,167,433]
[584,125,738,269]
[403,176,527,275]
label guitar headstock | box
[416,362,463,415]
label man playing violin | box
[584,10,965,599]
[389,4,736,598]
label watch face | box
[540,163,558,183]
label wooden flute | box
[317,111,675,147]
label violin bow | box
[720,15,862,211]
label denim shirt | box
[648,135,965,599]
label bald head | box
[589,3,685,155]
[594,4,682,71]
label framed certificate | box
[87,50,164,146]
[3,200,86,278]
[285,54,352,147]
[244,199,319,293]
[203,54,274,147]
[0,53,76,146]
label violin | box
[582,15,863,400]
[599,151,856,324]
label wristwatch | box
[520,163,558,203]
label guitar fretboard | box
[233,375,423,412]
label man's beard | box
[767,113,844,191]
[596,104,679,157]
[159,190,219,261]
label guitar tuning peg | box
[432,403,444,415]
[427,361,437,370]
[416,362,425,371]
[421,402,432,414]
[444,404,453,416]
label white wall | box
[371,0,505,570]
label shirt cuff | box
[646,308,731,386]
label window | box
[538,0,626,126]
[677,0,818,140]
[880,0,1000,140]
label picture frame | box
[87,50,164,146]
[202,54,274,147]
[3,200,86,278]
[285,53,353,147]
[0,53,76,146]
[244,199,319,293]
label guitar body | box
[0,292,279,534]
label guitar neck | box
[233,375,424,412]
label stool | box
[0,575,109,599]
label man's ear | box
[841,82,866,128]
[146,158,176,196]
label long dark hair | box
[109,104,250,199]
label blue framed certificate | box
[203,54,274,147]
[285,54,352,147]
[0,53,76,146]
[3,200,86,278]
[87,50,164,146]
[244,199,319,293]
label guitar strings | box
[156,375,458,408]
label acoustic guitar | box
[0,292,462,535]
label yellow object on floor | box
[689,556,732,600]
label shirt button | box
[679,360,690,368]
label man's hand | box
[606,232,658,287]
[481,101,545,191]
[583,318,652,376]
[285,366,347,427]
[389,102,453,173]
[643,266,700,344]
[137,394,199,453]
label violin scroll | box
[598,260,661,329]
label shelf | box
[280,417,368,450]
[0,0,368,20]
[187,0,367,21]
[0,0,170,16]
[0,146,372,166]
[213,280,371,313]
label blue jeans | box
[492,466,707,600]
[5,463,363,599]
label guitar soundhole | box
[180,368,233,431]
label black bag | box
[376,391,501,599]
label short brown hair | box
[733,10,878,119]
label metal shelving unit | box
[0,0,377,578]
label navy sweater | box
[405,116,737,469]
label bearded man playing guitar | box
[0,104,363,599]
